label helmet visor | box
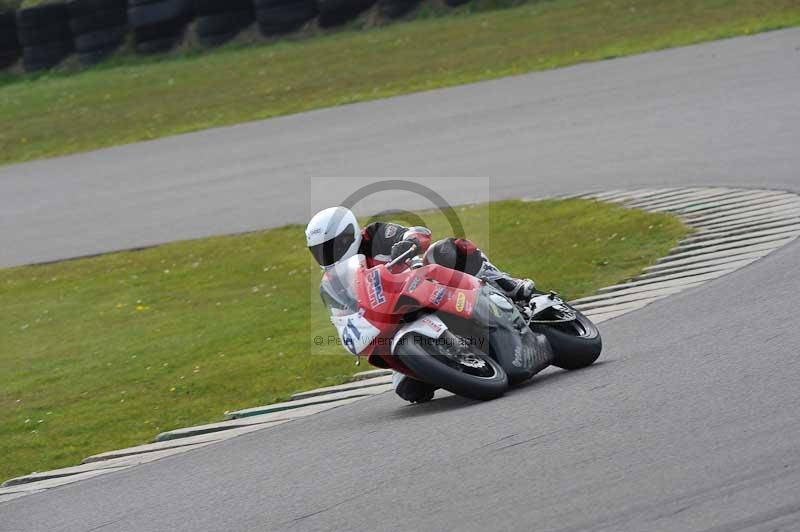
[309,224,356,267]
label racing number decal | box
[341,317,362,354]
[331,311,381,355]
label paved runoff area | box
[3,186,797,501]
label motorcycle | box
[320,246,602,401]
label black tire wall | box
[193,0,253,48]
[129,0,192,54]
[254,0,316,36]
[3,0,477,72]
[16,4,73,71]
[68,0,128,66]
[317,0,375,27]
[0,10,20,68]
[377,0,419,19]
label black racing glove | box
[390,238,419,262]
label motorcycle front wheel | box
[395,331,508,401]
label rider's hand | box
[390,238,419,262]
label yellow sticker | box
[456,292,466,312]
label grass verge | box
[1,0,799,165]
[0,199,689,482]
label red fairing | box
[349,260,481,380]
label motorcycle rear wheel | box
[395,331,508,401]
[532,304,602,370]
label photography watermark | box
[312,334,488,350]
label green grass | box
[0,199,689,483]
[1,0,799,165]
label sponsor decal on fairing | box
[430,286,446,305]
[367,269,386,308]
[331,309,381,355]
[455,292,466,312]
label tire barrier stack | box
[255,0,316,36]
[317,0,374,27]
[16,4,73,71]
[193,0,253,47]
[377,0,418,20]
[0,10,20,68]
[0,0,475,73]
[128,0,192,54]
[68,0,128,66]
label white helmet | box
[305,207,362,269]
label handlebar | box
[385,244,419,269]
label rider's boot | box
[477,260,536,302]
[493,276,536,302]
[393,372,436,403]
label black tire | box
[133,18,184,41]
[0,10,16,29]
[0,48,19,68]
[253,0,304,8]
[533,306,602,370]
[69,8,127,35]
[196,29,239,47]
[22,42,71,71]
[193,0,251,16]
[129,0,169,6]
[18,23,72,47]
[195,10,252,36]
[317,0,374,27]
[67,0,127,18]
[396,331,508,401]
[75,25,127,52]
[78,46,115,65]
[135,34,178,53]
[378,0,418,19]
[17,5,69,29]
[256,3,315,35]
[0,23,19,49]
[128,0,191,28]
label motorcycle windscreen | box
[320,254,366,312]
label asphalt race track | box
[2,29,800,532]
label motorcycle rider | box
[306,206,535,403]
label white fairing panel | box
[391,315,448,354]
[331,309,381,355]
